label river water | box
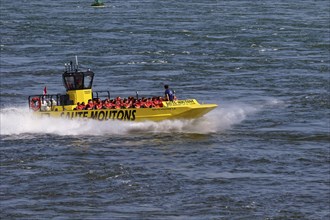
[1,0,329,219]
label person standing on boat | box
[164,85,174,101]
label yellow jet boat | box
[28,61,217,122]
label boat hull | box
[35,99,217,122]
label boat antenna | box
[70,61,73,71]
[75,56,79,71]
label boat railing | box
[28,94,72,111]
[93,91,143,101]
[93,90,111,101]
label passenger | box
[121,99,130,109]
[115,98,122,109]
[134,99,141,108]
[95,100,103,110]
[85,99,94,110]
[75,102,85,110]
[128,97,135,108]
[164,85,174,101]
[74,102,80,110]
[79,95,169,109]
[80,102,86,110]
[111,99,116,109]
[103,99,112,109]
[140,98,147,108]
[152,97,162,108]
[158,97,164,107]
[128,98,134,108]
[145,98,154,108]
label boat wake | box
[0,103,261,137]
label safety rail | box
[28,94,67,112]
[93,90,110,100]
[93,91,142,100]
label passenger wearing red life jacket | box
[134,99,141,108]
[144,100,150,108]
[123,99,132,109]
[95,102,103,110]
[76,102,86,110]
[140,98,147,108]
[145,98,154,108]
[113,97,120,109]
[111,100,116,109]
[74,102,80,110]
[152,97,160,108]
[115,101,121,109]
[157,97,164,107]
[85,99,94,110]
[104,100,112,109]
[127,97,134,108]
[121,99,127,109]
[115,97,121,102]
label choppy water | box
[1,0,329,219]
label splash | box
[0,103,260,137]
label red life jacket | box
[95,103,103,109]
[77,104,84,110]
[85,104,93,110]
[104,102,112,109]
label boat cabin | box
[28,62,98,111]
[62,63,95,106]
[63,69,94,91]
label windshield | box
[63,71,94,90]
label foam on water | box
[0,103,262,137]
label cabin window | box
[65,76,75,90]
[84,73,93,89]
[63,71,94,90]
[75,73,84,89]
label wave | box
[0,103,262,137]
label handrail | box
[28,94,62,111]
[93,90,111,99]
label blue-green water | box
[1,0,329,219]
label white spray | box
[0,103,262,137]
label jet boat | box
[28,59,217,122]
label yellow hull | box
[36,99,217,122]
